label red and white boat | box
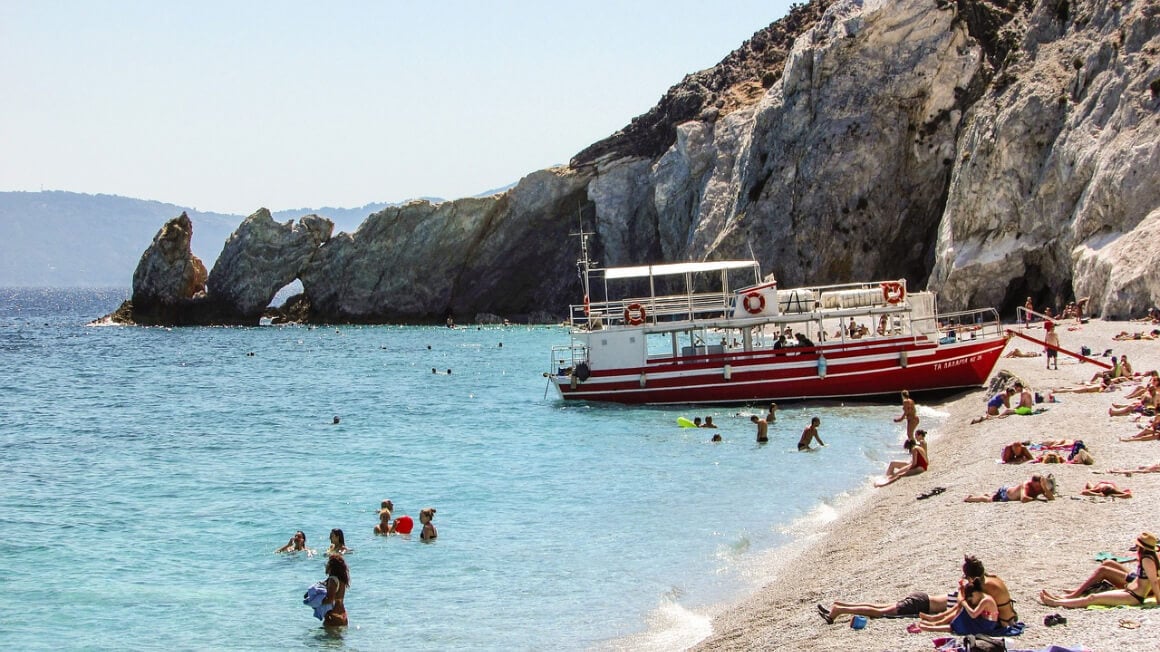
[547,243,1006,405]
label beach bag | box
[963,634,1006,652]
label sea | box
[0,288,944,651]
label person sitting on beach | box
[749,415,769,443]
[818,591,952,624]
[797,417,825,451]
[1041,531,1156,600]
[1123,373,1160,400]
[964,473,1055,503]
[874,438,928,487]
[322,554,350,627]
[700,416,718,429]
[419,507,438,541]
[327,528,350,556]
[1040,532,1159,609]
[970,388,1016,424]
[1014,382,1035,414]
[1004,348,1041,358]
[1080,480,1132,498]
[276,530,314,554]
[1108,384,1157,417]
[1001,441,1033,464]
[918,578,1002,635]
[1091,356,1124,384]
[1121,415,1160,442]
[921,555,1019,629]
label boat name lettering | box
[934,354,982,371]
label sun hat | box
[1137,532,1158,552]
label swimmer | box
[327,528,350,555]
[332,415,341,425]
[700,416,718,428]
[420,507,438,542]
[750,415,769,443]
[711,433,723,442]
[275,530,314,555]
[322,554,350,628]
[374,500,394,535]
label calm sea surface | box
[0,288,936,651]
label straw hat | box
[1137,532,1158,552]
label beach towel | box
[303,581,332,620]
[1086,596,1158,610]
[1093,551,1133,563]
[1007,647,1090,652]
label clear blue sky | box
[1,1,794,215]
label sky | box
[1,1,795,215]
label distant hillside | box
[0,192,405,287]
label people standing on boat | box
[773,334,788,351]
[894,390,920,444]
[795,332,815,348]
[1044,321,1060,370]
[797,417,825,451]
[750,415,769,443]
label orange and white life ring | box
[743,291,766,314]
[882,281,906,304]
[624,303,646,326]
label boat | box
[546,232,1007,405]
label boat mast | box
[572,207,596,305]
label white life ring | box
[624,303,646,326]
[882,281,905,305]
[743,291,766,314]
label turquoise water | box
[0,289,925,650]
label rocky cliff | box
[113,0,1160,325]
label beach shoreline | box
[688,318,1160,652]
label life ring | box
[742,291,766,314]
[624,303,646,325]
[583,294,590,316]
[882,281,905,305]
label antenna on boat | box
[571,205,596,307]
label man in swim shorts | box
[819,591,950,624]
[964,473,1055,503]
[797,417,825,450]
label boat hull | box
[552,336,1006,405]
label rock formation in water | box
[108,212,209,325]
[115,0,1160,325]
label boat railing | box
[911,307,1004,344]
[570,291,733,328]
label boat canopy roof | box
[601,260,758,280]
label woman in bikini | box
[419,507,438,541]
[874,438,929,487]
[327,528,351,555]
[322,554,350,627]
[919,577,1001,635]
[1040,532,1160,608]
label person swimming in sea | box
[327,528,351,555]
[275,530,314,555]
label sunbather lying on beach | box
[1113,329,1160,341]
[1080,480,1131,498]
[1004,348,1041,358]
[1001,441,1033,464]
[1051,379,1112,393]
[964,473,1055,503]
[1040,532,1159,608]
[918,555,1018,628]
[817,591,951,624]
[1108,463,1160,476]
[875,438,928,487]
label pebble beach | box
[691,318,1160,652]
